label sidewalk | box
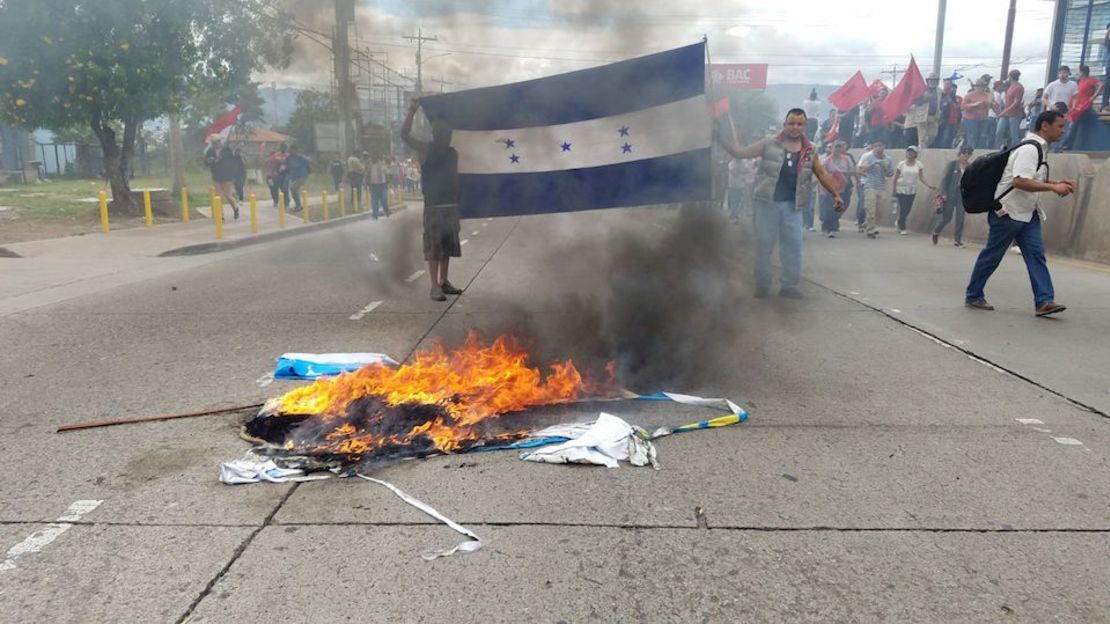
[0,196,409,316]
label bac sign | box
[708,64,769,90]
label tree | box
[0,0,293,214]
[281,89,337,154]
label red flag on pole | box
[827,71,871,112]
[205,104,242,141]
[877,58,927,126]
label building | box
[1048,0,1110,150]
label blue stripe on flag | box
[419,43,705,131]
[457,148,711,219]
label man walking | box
[346,151,365,211]
[717,108,844,299]
[965,110,1074,317]
[995,69,1025,148]
[204,136,240,220]
[367,152,391,219]
[857,140,893,238]
[282,144,311,213]
[931,146,973,247]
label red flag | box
[205,104,242,141]
[868,80,888,97]
[827,71,870,112]
[824,110,840,143]
[877,58,926,126]
[710,96,730,120]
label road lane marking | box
[471,230,479,236]
[349,300,384,321]
[461,239,469,246]
[1032,427,1052,433]
[256,373,274,387]
[481,223,488,228]
[405,270,425,283]
[890,309,902,314]
[0,500,103,572]
[1052,437,1084,446]
[1015,418,1044,425]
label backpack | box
[960,140,1047,213]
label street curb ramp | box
[157,205,407,257]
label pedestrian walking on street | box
[346,151,365,211]
[891,146,935,235]
[820,140,855,237]
[283,144,311,213]
[402,99,464,302]
[931,146,973,246]
[329,157,344,193]
[858,140,894,238]
[231,144,247,203]
[264,144,289,207]
[367,153,391,219]
[204,136,240,220]
[965,110,1074,317]
[716,108,845,299]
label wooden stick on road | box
[56,403,264,433]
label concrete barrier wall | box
[1075,158,1110,264]
[847,148,1096,255]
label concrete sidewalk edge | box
[157,205,408,257]
[0,247,22,258]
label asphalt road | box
[1,206,1108,623]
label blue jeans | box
[995,116,1022,148]
[726,188,746,220]
[966,211,1054,308]
[370,183,389,218]
[962,119,986,149]
[754,199,804,292]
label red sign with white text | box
[708,64,769,90]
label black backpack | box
[960,140,1048,214]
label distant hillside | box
[762,83,846,120]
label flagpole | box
[703,36,739,144]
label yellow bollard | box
[143,188,153,227]
[339,190,346,218]
[322,191,329,221]
[99,190,109,233]
[278,193,286,229]
[213,195,224,240]
[249,193,257,234]
[301,190,309,223]
[209,186,216,212]
[181,187,189,223]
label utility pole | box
[403,28,437,94]
[333,0,356,156]
[270,82,278,127]
[933,0,947,77]
[1000,0,1017,77]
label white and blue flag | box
[419,42,712,219]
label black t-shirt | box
[773,150,801,202]
[421,144,459,206]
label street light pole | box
[1000,0,1017,77]
[933,0,947,77]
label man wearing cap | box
[995,69,1026,148]
[931,145,973,247]
[908,72,942,149]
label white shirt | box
[803,99,822,118]
[1043,79,1078,107]
[995,132,1048,223]
[895,160,923,195]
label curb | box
[0,247,22,258]
[158,205,407,257]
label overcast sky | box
[261,0,1060,94]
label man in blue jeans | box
[718,109,844,299]
[965,110,1074,317]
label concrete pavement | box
[0,207,1108,622]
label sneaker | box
[779,288,804,300]
[857,224,865,233]
[754,287,770,299]
[440,281,463,295]
[429,285,447,301]
[899,230,909,236]
[931,233,938,245]
[954,241,964,247]
[233,206,240,220]
[866,231,878,239]
[826,232,836,238]
[1035,301,1066,317]
[965,298,995,311]
[807,227,816,232]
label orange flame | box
[272,331,614,457]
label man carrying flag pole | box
[717,109,845,299]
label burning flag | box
[418,42,712,219]
[244,332,616,467]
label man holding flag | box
[717,109,845,299]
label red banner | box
[708,64,769,90]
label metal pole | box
[1080,0,1095,66]
[1000,0,1018,77]
[933,0,947,77]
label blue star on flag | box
[621,143,632,154]
[510,153,520,164]
[504,138,515,149]
[560,141,572,152]
[618,126,630,137]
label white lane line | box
[1032,427,1052,433]
[485,218,492,221]
[890,309,902,314]
[1053,437,1084,446]
[256,373,274,387]
[0,500,102,572]
[1015,418,1044,425]
[461,239,469,246]
[481,223,488,228]
[849,291,860,295]
[349,300,384,321]
[471,230,480,236]
[405,270,426,283]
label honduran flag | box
[418,42,712,219]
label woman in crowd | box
[891,146,935,236]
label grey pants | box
[932,202,965,243]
